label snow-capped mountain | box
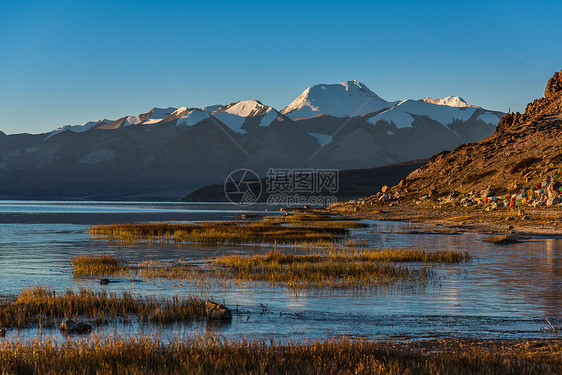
[367,99,500,129]
[0,80,505,200]
[47,119,111,139]
[281,80,398,118]
[421,96,477,108]
[211,100,281,134]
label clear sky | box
[1,0,561,135]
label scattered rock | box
[493,202,504,210]
[59,319,92,334]
[547,181,562,198]
[378,194,389,202]
[546,197,561,206]
[506,216,515,221]
[205,300,232,320]
[481,186,497,199]
[518,209,525,216]
[0,328,6,337]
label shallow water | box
[0,201,560,342]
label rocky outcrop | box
[394,69,562,198]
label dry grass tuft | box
[89,222,347,246]
[0,336,560,374]
[72,248,469,291]
[0,286,206,328]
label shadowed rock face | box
[394,69,562,197]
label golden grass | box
[483,235,520,244]
[264,212,370,228]
[0,336,560,374]
[72,248,469,290]
[264,212,334,221]
[73,255,123,276]
[212,250,438,290]
[0,286,206,328]
[89,222,347,246]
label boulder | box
[59,319,92,334]
[381,185,389,193]
[0,328,6,337]
[378,194,389,202]
[205,300,232,320]
[546,197,561,206]
[547,181,561,198]
[100,279,110,285]
[481,186,497,198]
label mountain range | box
[0,80,503,200]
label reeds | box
[213,250,435,289]
[0,336,560,374]
[264,213,370,228]
[89,222,347,246]
[73,255,123,276]
[72,247,469,290]
[0,286,206,328]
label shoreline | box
[324,200,562,237]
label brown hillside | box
[395,69,562,197]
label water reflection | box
[0,203,560,340]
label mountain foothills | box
[0,81,503,200]
[383,69,562,201]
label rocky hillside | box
[391,69,562,202]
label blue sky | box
[1,0,561,134]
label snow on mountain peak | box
[421,96,477,108]
[213,100,280,133]
[217,100,269,117]
[281,80,395,119]
[47,119,110,139]
[176,108,210,127]
[140,107,178,125]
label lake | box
[0,201,560,342]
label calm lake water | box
[0,201,560,342]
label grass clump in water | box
[72,248,470,291]
[482,235,520,244]
[264,212,370,228]
[89,222,347,246]
[0,286,206,328]
[213,250,435,290]
[73,255,123,276]
[0,337,560,374]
